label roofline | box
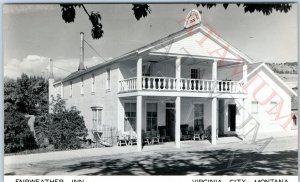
[247,63,297,97]
[60,22,255,82]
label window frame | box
[124,102,136,133]
[91,74,95,94]
[146,102,158,131]
[91,107,103,131]
[251,101,259,114]
[106,68,111,91]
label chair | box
[180,124,190,140]
[117,134,128,146]
[150,130,160,144]
[128,131,137,145]
[142,130,151,145]
[158,126,170,142]
[193,126,202,140]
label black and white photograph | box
[3,3,298,179]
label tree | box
[4,111,37,153]
[35,95,88,150]
[60,3,292,40]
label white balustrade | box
[119,77,243,94]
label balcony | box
[118,76,243,93]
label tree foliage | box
[35,95,88,150]
[4,73,48,115]
[60,3,292,40]
[4,111,37,153]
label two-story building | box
[49,10,297,151]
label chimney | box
[49,58,54,79]
[78,32,85,71]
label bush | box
[35,96,88,150]
[4,112,37,153]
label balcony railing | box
[119,76,243,93]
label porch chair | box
[142,130,151,145]
[150,130,160,144]
[193,126,202,141]
[128,131,137,145]
[117,133,128,146]
[180,124,191,140]
[158,126,170,142]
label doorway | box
[165,103,175,141]
[228,104,236,132]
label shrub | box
[35,96,88,150]
[4,112,37,153]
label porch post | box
[175,96,181,148]
[176,57,181,91]
[211,98,217,145]
[137,57,143,90]
[137,95,142,151]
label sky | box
[3,4,298,79]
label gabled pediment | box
[149,24,253,63]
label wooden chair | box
[158,126,170,142]
[117,134,128,146]
[142,130,151,145]
[150,130,160,144]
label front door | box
[228,104,236,132]
[165,103,175,141]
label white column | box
[211,98,217,145]
[137,57,143,90]
[176,57,181,91]
[137,95,142,151]
[175,96,181,148]
[212,60,217,80]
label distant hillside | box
[266,62,298,74]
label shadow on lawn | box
[65,149,298,175]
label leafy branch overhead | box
[60,3,292,40]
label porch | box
[118,96,246,151]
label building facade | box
[49,10,297,151]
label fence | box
[90,126,119,148]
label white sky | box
[3,4,298,79]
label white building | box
[49,10,297,151]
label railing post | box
[176,57,181,91]
[212,60,218,92]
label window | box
[124,103,136,132]
[191,68,201,79]
[69,81,72,98]
[293,115,297,127]
[194,104,204,131]
[147,103,158,131]
[92,108,102,131]
[106,68,111,90]
[80,77,84,95]
[91,74,95,94]
[143,63,151,76]
[251,101,259,114]
[270,101,278,120]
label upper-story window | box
[191,68,201,79]
[270,101,278,120]
[143,63,151,76]
[69,81,72,98]
[106,68,111,90]
[80,77,84,95]
[251,101,259,114]
[91,74,95,94]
